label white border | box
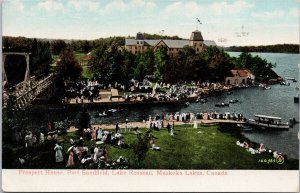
[2,169,299,192]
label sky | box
[2,0,300,46]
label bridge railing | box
[4,73,55,109]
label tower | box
[190,30,204,53]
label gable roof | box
[154,40,169,48]
[125,39,217,48]
[229,70,248,77]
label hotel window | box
[197,48,199,51]
[135,46,137,49]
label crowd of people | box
[18,106,281,170]
[61,78,242,104]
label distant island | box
[225,44,299,54]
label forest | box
[3,35,279,86]
[225,44,299,54]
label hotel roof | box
[125,39,217,48]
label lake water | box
[30,52,300,159]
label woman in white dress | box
[97,128,103,141]
[54,143,63,163]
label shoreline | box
[69,120,246,132]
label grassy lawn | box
[60,125,298,170]
[74,52,86,61]
[82,66,92,79]
[51,52,86,65]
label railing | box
[3,73,55,109]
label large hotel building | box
[124,30,216,56]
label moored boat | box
[247,114,289,130]
[237,124,253,131]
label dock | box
[67,119,246,132]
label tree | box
[77,108,90,135]
[51,40,67,55]
[121,50,135,83]
[237,52,278,82]
[89,44,111,82]
[89,43,126,84]
[56,47,82,81]
[154,47,169,81]
[31,39,52,77]
[132,129,152,168]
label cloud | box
[130,0,156,8]
[211,0,254,15]
[165,1,202,16]
[9,0,24,12]
[252,10,285,19]
[104,0,128,11]
[68,0,101,12]
[103,0,156,13]
[37,0,66,13]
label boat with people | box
[247,114,289,130]
[196,97,208,103]
[99,111,108,117]
[98,108,122,117]
[185,102,190,107]
[280,81,290,86]
[229,99,239,104]
[237,124,253,131]
[215,103,229,107]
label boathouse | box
[225,69,254,85]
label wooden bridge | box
[3,52,55,109]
